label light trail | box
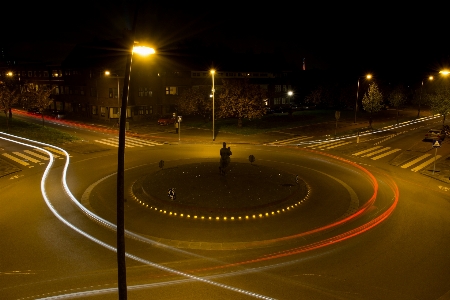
[0,132,274,300]
[1,131,397,299]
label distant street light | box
[287,90,293,103]
[105,71,120,120]
[355,74,372,123]
[211,69,215,141]
[418,75,433,118]
[439,70,450,76]
[116,42,155,299]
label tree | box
[426,85,450,124]
[362,82,384,128]
[304,85,335,108]
[388,86,407,124]
[0,84,20,130]
[177,88,211,119]
[216,79,266,127]
[25,85,54,126]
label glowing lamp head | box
[440,70,450,76]
[7,71,13,76]
[210,69,215,75]
[287,91,293,96]
[133,46,155,56]
[104,71,111,76]
[366,74,372,79]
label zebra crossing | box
[352,146,439,172]
[94,136,164,148]
[269,137,441,173]
[1,147,67,168]
[267,136,312,145]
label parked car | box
[158,115,176,125]
[424,129,446,141]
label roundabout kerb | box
[79,143,395,249]
[130,159,311,221]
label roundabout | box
[131,161,310,219]
[83,145,391,249]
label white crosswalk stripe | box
[401,154,432,169]
[268,136,312,145]
[24,150,50,160]
[352,146,383,156]
[94,137,163,148]
[2,153,31,167]
[1,148,66,167]
[12,152,42,164]
[307,140,352,149]
[362,147,391,157]
[411,155,442,172]
[352,146,443,172]
[371,149,401,160]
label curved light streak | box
[0,132,273,300]
[1,131,397,299]
[292,114,441,146]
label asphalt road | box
[1,113,450,300]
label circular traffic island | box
[132,161,309,220]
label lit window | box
[165,86,178,95]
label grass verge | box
[0,114,78,145]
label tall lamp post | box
[418,75,433,118]
[105,71,121,119]
[117,44,155,300]
[210,69,215,141]
[355,74,372,123]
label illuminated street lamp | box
[439,70,450,76]
[418,75,433,118]
[116,42,155,299]
[287,90,293,102]
[211,69,215,141]
[105,70,121,119]
[355,74,372,123]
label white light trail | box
[0,132,274,300]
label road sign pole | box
[433,147,437,174]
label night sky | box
[3,2,449,84]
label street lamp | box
[105,71,120,120]
[418,75,433,118]
[211,69,215,141]
[355,74,372,123]
[287,90,293,102]
[116,42,155,299]
[439,70,450,76]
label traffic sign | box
[432,140,442,148]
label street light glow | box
[7,71,13,76]
[132,46,155,56]
[210,69,215,74]
[287,91,293,96]
[366,74,372,79]
[105,71,111,75]
[439,70,450,76]
[429,76,434,80]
